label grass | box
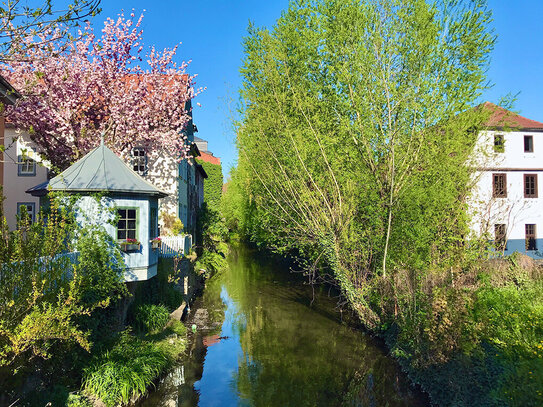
[82,331,169,407]
[134,304,170,334]
[82,317,189,407]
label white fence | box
[158,235,192,258]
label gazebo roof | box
[27,142,168,198]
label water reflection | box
[140,245,427,406]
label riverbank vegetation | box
[223,0,543,405]
[0,196,189,406]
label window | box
[526,224,537,251]
[494,224,507,251]
[492,173,507,198]
[17,202,35,223]
[524,174,538,198]
[524,135,534,153]
[150,208,158,239]
[494,134,504,153]
[18,155,36,176]
[117,208,137,240]
[132,147,147,175]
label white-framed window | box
[132,147,147,175]
[17,202,35,223]
[18,155,36,176]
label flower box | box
[120,240,140,252]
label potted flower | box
[151,236,161,249]
[120,238,140,252]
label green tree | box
[229,0,494,327]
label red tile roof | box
[482,102,543,130]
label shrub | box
[168,320,187,337]
[134,304,170,334]
[82,332,169,407]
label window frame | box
[493,134,505,153]
[494,224,507,252]
[492,173,507,198]
[524,135,534,153]
[131,147,147,176]
[116,207,140,242]
[17,155,36,176]
[17,202,36,223]
[524,174,538,198]
[525,224,537,251]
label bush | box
[168,320,187,337]
[134,304,170,334]
[82,332,169,407]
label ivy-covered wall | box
[196,158,223,206]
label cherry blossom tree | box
[2,11,200,170]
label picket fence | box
[158,235,192,258]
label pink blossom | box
[2,12,203,170]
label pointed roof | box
[483,102,543,131]
[27,142,168,197]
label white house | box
[470,103,543,258]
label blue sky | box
[41,1,543,176]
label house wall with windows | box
[2,127,48,230]
[74,195,160,282]
[127,99,201,235]
[470,109,543,258]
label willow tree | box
[233,0,494,326]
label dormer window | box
[493,134,504,153]
[132,147,147,175]
[524,135,534,153]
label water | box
[140,245,428,407]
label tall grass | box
[82,331,169,407]
[134,304,170,334]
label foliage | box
[196,202,229,275]
[82,331,169,407]
[2,11,200,171]
[229,0,493,324]
[171,218,184,235]
[220,0,543,404]
[196,158,223,206]
[134,304,170,334]
[0,194,127,373]
[0,0,101,60]
[168,319,187,337]
[160,212,184,236]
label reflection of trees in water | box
[141,246,426,406]
[226,246,425,407]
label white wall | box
[470,129,543,256]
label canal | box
[140,245,428,406]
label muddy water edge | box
[139,244,429,407]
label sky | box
[32,0,543,176]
